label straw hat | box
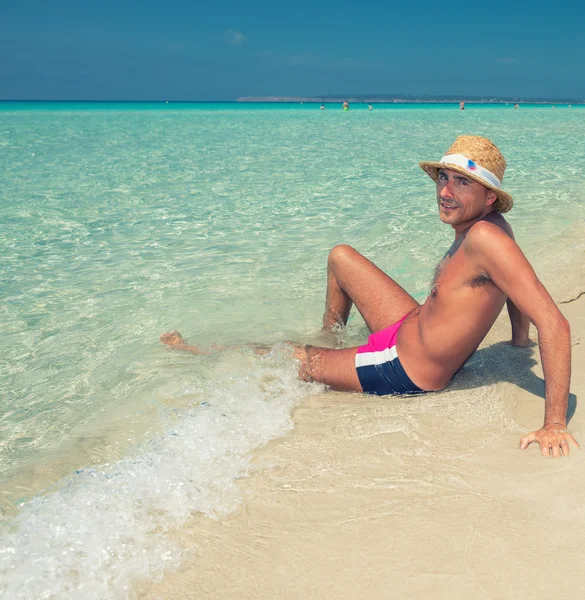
[419,135,513,213]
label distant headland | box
[237,94,584,104]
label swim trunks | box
[355,313,424,396]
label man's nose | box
[439,182,454,198]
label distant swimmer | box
[459,101,465,110]
[162,135,578,458]
[320,104,326,110]
[342,100,349,111]
[514,103,519,109]
[368,103,373,111]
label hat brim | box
[419,161,514,213]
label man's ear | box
[486,190,497,206]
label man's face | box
[436,168,497,227]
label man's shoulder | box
[464,217,517,258]
[467,214,514,243]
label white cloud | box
[225,29,247,45]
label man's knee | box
[328,244,359,269]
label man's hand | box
[520,423,580,457]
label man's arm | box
[468,222,579,457]
[506,298,531,346]
[501,225,532,346]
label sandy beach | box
[138,276,585,599]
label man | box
[161,136,578,458]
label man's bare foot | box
[160,330,201,354]
[160,330,186,347]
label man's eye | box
[458,179,469,185]
[439,173,447,180]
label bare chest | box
[430,247,494,302]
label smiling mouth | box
[439,201,459,210]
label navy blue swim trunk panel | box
[356,355,424,396]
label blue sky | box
[1,0,584,100]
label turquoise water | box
[1,103,584,598]
[2,101,583,111]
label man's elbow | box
[550,313,571,339]
[534,310,570,337]
[558,314,571,337]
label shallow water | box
[1,102,584,598]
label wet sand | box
[138,290,585,599]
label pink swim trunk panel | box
[356,312,409,355]
[354,312,423,396]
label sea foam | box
[0,346,322,600]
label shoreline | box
[139,289,585,599]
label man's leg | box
[160,333,364,393]
[323,245,419,333]
[295,344,363,392]
[160,331,272,356]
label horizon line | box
[1,98,584,104]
